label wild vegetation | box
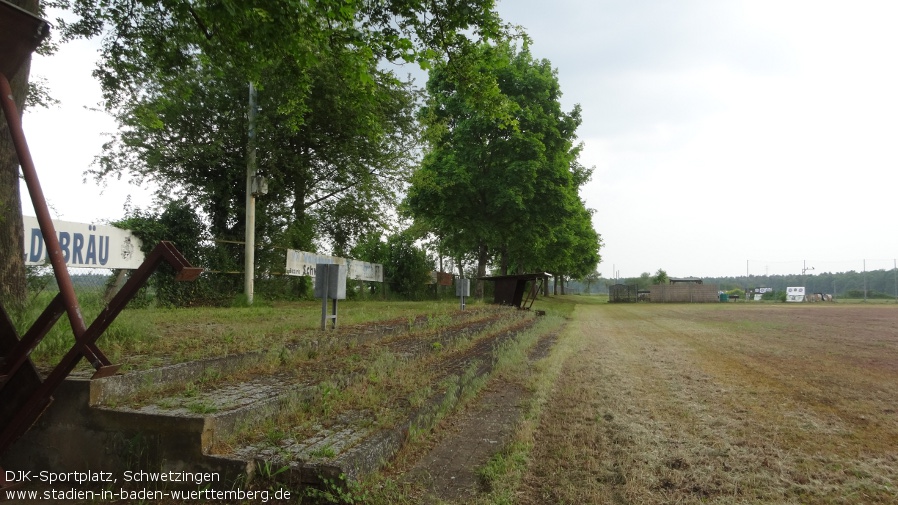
[404,40,601,294]
[21,292,482,372]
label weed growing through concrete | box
[186,400,217,414]
[308,443,336,459]
[27,299,474,371]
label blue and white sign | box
[23,216,145,269]
[285,249,383,282]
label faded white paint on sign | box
[23,216,145,269]
[285,249,383,282]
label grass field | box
[481,300,898,504]
[15,294,898,503]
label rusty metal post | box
[0,73,112,373]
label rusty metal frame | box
[0,241,202,460]
[0,3,203,478]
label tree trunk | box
[0,0,39,311]
[500,244,508,276]
[475,242,487,299]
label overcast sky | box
[23,0,898,278]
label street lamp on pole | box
[802,260,815,276]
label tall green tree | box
[405,39,601,295]
[56,0,505,106]
[57,0,506,259]
[2,0,505,307]
[543,204,602,294]
[0,0,41,309]
[89,44,419,259]
[351,229,433,299]
[581,269,602,294]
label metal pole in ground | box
[244,82,257,304]
[320,266,329,331]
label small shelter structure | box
[478,273,550,309]
[610,284,638,303]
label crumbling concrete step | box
[2,307,537,493]
[88,307,507,407]
[212,315,543,488]
[88,308,527,457]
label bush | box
[351,230,434,300]
[726,288,745,299]
[760,290,782,302]
[114,202,219,307]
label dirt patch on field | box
[402,380,528,503]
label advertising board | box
[23,216,145,269]
[285,249,383,282]
[786,286,806,302]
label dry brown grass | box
[513,302,898,504]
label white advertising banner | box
[23,216,145,269]
[786,286,806,302]
[285,249,383,282]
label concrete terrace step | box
[4,306,545,492]
[210,313,546,487]
[84,308,524,454]
[86,306,506,406]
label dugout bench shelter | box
[478,273,550,310]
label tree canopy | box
[404,40,601,292]
[54,0,506,115]
[0,0,608,304]
[0,0,510,305]
[89,42,419,258]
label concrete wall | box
[0,379,246,486]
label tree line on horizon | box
[600,268,898,299]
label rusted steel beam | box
[0,241,202,456]
[0,72,115,373]
[0,294,65,386]
[0,292,112,384]
[0,303,44,461]
[0,3,135,463]
[0,73,103,364]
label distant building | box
[669,277,704,284]
[649,279,719,302]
